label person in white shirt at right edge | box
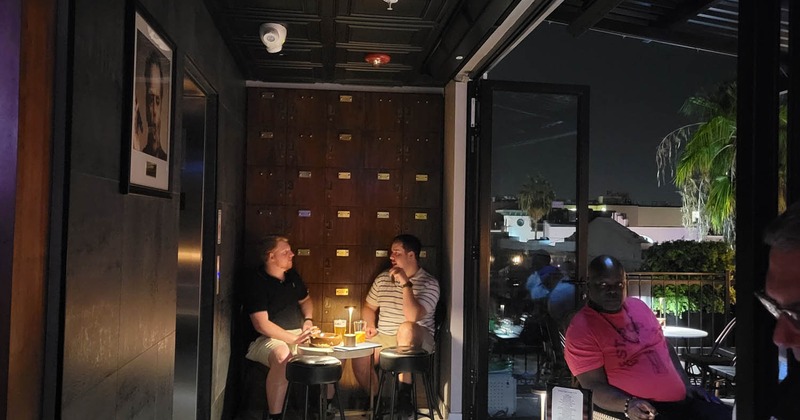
[733,201,800,420]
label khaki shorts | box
[245,329,301,368]
[368,329,435,353]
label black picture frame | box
[121,1,176,197]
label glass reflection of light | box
[178,249,202,262]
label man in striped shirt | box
[353,234,440,408]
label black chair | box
[374,346,438,419]
[281,355,346,420]
[681,317,736,388]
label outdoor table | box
[708,365,736,381]
[662,326,708,354]
[298,342,382,418]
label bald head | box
[586,255,626,312]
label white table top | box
[298,342,381,360]
[662,326,709,339]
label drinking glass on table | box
[353,320,367,343]
[334,319,347,337]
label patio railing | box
[626,272,734,352]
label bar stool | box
[374,346,438,420]
[281,355,346,420]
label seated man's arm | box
[249,311,311,344]
[576,368,658,419]
[362,302,379,338]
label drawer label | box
[415,174,429,182]
[297,249,311,256]
[415,213,428,220]
[298,210,312,217]
[338,172,351,180]
[336,249,350,257]
[375,250,389,257]
[259,131,274,139]
[338,133,352,141]
[298,170,312,178]
[335,288,349,296]
[339,95,353,103]
[377,172,391,181]
[377,211,390,219]
[337,211,351,218]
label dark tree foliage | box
[640,240,734,273]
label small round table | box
[662,326,708,339]
[662,326,708,355]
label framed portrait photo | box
[122,4,175,196]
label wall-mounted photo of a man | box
[127,9,173,194]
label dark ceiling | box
[205,0,781,88]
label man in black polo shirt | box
[244,235,315,420]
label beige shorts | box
[245,328,301,368]
[368,328,435,353]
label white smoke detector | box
[259,23,287,54]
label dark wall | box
[60,0,245,418]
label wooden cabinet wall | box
[245,88,443,329]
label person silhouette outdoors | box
[565,255,730,420]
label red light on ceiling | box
[365,53,391,67]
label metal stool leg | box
[319,384,326,420]
[422,373,437,419]
[333,383,346,420]
[280,382,292,420]
[373,370,387,419]
[411,376,419,420]
[303,384,309,420]
[389,372,397,420]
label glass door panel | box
[467,80,589,419]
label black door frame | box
[463,79,590,419]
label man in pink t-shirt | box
[565,255,731,420]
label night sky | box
[488,22,736,205]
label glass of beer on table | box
[333,319,347,337]
[353,320,366,343]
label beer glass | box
[333,319,347,337]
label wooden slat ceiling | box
[204,0,786,87]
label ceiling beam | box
[567,0,626,37]
[550,9,737,55]
[657,0,719,28]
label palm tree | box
[518,174,556,239]
[657,81,787,243]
